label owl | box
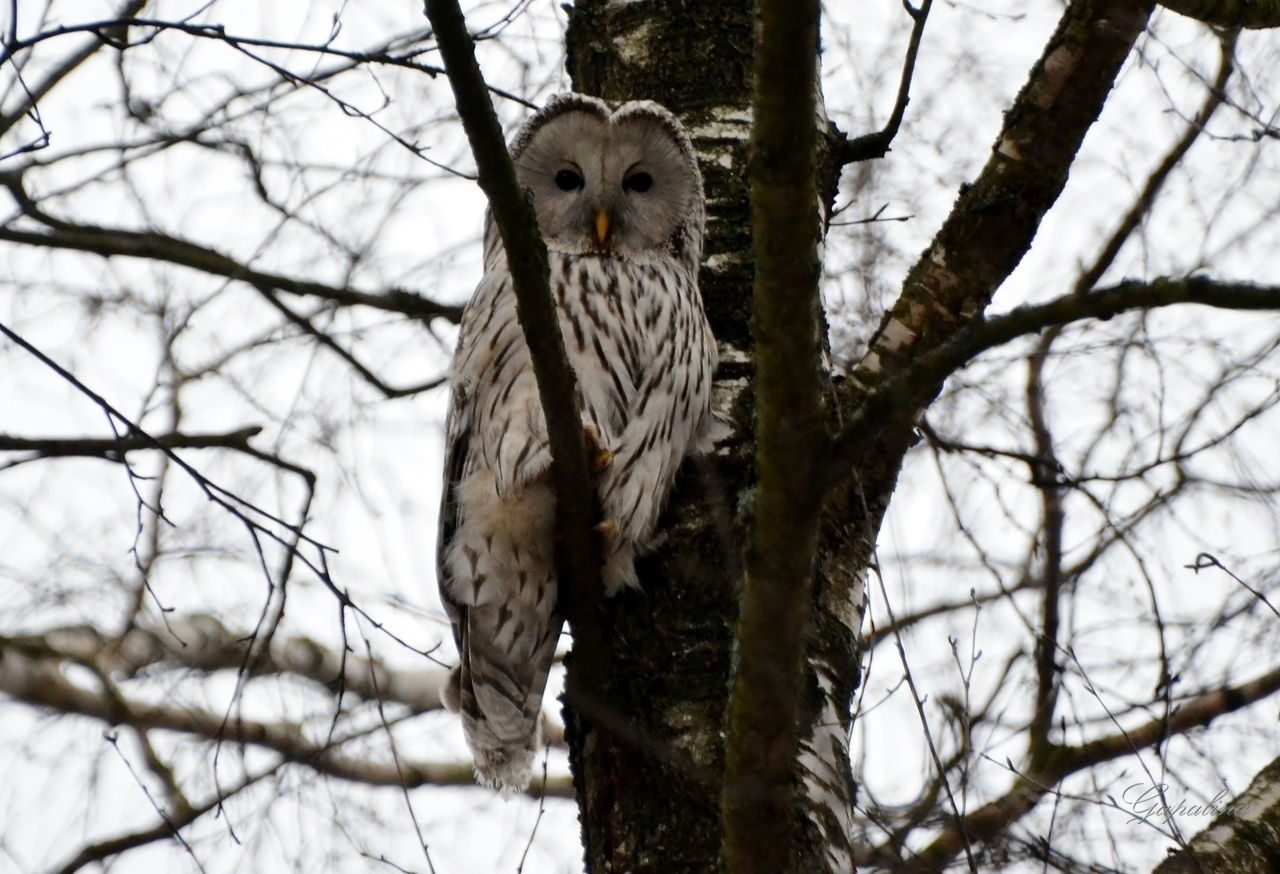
[436,94,725,792]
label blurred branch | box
[0,1,149,141]
[49,764,281,874]
[840,0,933,164]
[828,276,1280,487]
[0,641,573,798]
[0,426,263,460]
[1025,338,1065,769]
[885,662,1280,871]
[1157,0,1280,27]
[258,290,449,398]
[9,616,449,711]
[0,175,462,322]
[1073,28,1237,296]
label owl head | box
[508,94,704,265]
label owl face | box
[511,97,701,258]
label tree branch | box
[840,0,934,164]
[0,169,457,319]
[421,0,609,794]
[889,662,1280,871]
[49,765,280,874]
[828,276,1280,487]
[0,1,150,141]
[1157,0,1280,27]
[835,0,1156,432]
[0,642,573,798]
[722,0,827,871]
[1073,28,1237,296]
[0,220,461,323]
[256,289,449,398]
[0,427,263,458]
[10,617,448,710]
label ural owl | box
[437,94,724,792]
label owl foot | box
[582,423,613,473]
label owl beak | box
[595,209,611,246]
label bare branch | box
[13,616,449,711]
[0,214,462,323]
[422,0,608,721]
[0,642,573,798]
[257,289,449,398]
[827,276,1280,487]
[0,1,149,141]
[837,0,1155,419]
[0,427,263,459]
[895,663,1280,871]
[840,0,934,164]
[49,765,280,874]
[1073,28,1237,296]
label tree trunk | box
[1153,756,1280,874]
[563,2,859,870]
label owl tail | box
[442,604,562,794]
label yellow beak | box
[595,209,611,245]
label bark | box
[1157,0,1280,27]
[1153,757,1280,874]
[564,3,752,869]
[723,0,831,870]
[564,1,857,871]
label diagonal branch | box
[0,173,460,321]
[840,0,1156,412]
[1073,27,1237,296]
[421,0,608,717]
[0,222,461,322]
[828,277,1280,485]
[0,0,150,141]
[256,289,449,398]
[49,765,281,874]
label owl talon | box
[595,518,618,538]
[590,447,613,473]
[583,423,613,473]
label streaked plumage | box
[437,94,724,792]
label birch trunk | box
[564,2,860,870]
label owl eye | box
[555,169,584,191]
[623,172,653,193]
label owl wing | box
[436,253,562,793]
